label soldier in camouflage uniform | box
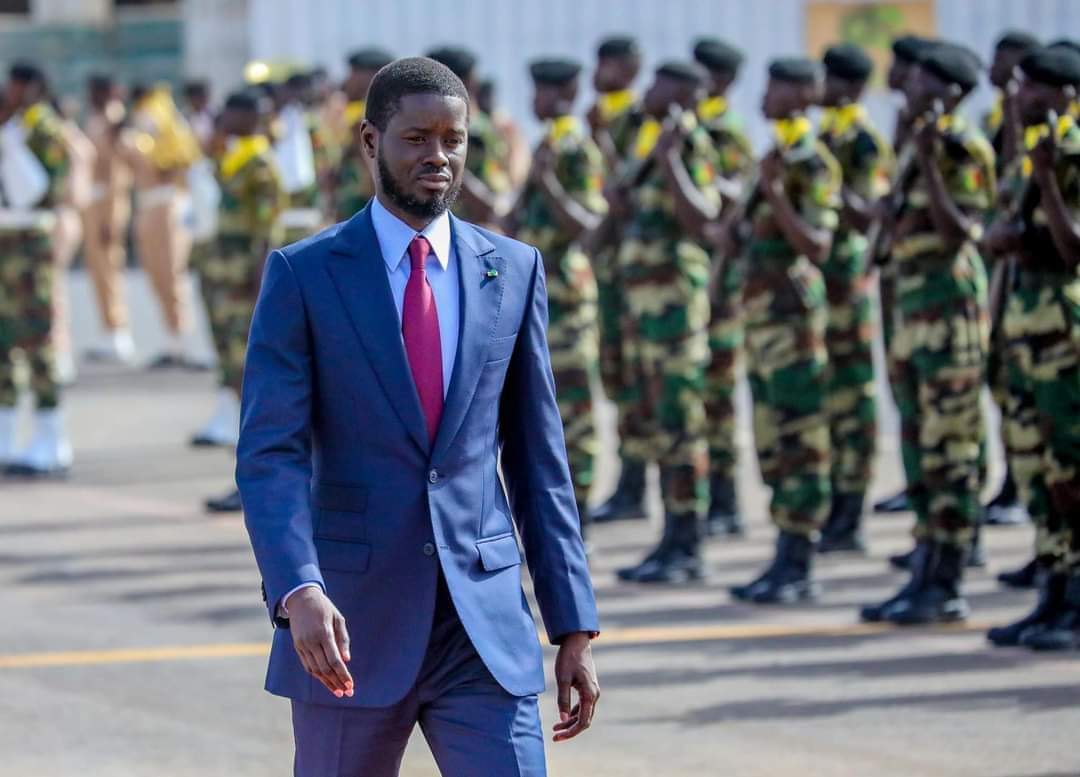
[330,49,393,223]
[985,47,1080,651]
[0,62,72,476]
[586,36,652,525]
[277,72,329,245]
[506,58,607,535]
[725,59,840,604]
[815,44,892,553]
[860,44,995,625]
[426,47,510,231]
[202,91,285,512]
[692,38,755,537]
[602,62,720,583]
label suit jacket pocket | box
[486,333,517,364]
[315,538,371,573]
[476,533,522,572]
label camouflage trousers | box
[617,237,711,517]
[594,243,642,464]
[199,235,262,394]
[823,234,877,496]
[891,248,989,548]
[704,256,743,483]
[545,247,600,513]
[742,250,831,537]
[0,228,58,409]
[1002,271,1080,574]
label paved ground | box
[1,271,1079,777]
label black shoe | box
[731,531,820,604]
[889,546,916,571]
[887,542,970,626]
[873,489,910,513]
[861,543,930,622]
[705,476,744,537]
[616,512,703,583]
[1020,576,1080,652]
[590,459,646,524]
[205,488,243,513]
[147,353,212,372]
[988,570,1063,647]
[818,492,867,554]
[984,470,1028,526]
[998,558,1039,590]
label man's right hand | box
[284,586,354,698]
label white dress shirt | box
[279,196,460,617]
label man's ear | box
[360,119,378,160]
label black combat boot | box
[889,545,917,571]
[860,543,930,622]
[818,492,867,554]
[205,487,243,513]
[998,557,1039,589]
[873,488,910,513]
[987,570,1065,647]
[616,512,704,583]
[984,468,1028,526]
[730,531,820,604]
[706,476,744,537]
[1020,574,1080,652]
[886,541,970,625]
[590,458,647,524]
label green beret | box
[892,35,935,64]
[919,43,981,91]
[425,46,477,80]
[597,36,639,59]
[768,57,820,85]
[347,48,394,71]
[996,30,1040,52]
[529,58,582,86]
[224,90,260,113]
[693,38,744,74]
[823,43,873,80]
[1049,39,1080,57]
[1020,46,1080,88]
[655,61,704,86]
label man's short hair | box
[365,57,470,131]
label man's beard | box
[377,148,461,221]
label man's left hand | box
[552,632,600,742]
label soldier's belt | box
[0,209,57,232]
[136,184,179,210]
[280,208,323,231]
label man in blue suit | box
[237,57,600,776]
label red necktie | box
[402,236,444,444]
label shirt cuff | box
[278,582,323,618]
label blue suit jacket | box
[237,205,599,707]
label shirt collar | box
[370,195,452,272]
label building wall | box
[182,0,250,100]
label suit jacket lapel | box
[432,216,502,462]
[326,206,429,455]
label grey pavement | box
[0,271,1078,777]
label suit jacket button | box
[423,543,436,557]
[428,469,439,484]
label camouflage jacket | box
[516,117,607,258]
[698,99,754,187]
[21,101,70,210]
[455,109,510,224]
[625,112,721,245]
[818,105,892,237]
[607,103,647,166]
[997,119,1080,275]
[746,121,842,259]
[216,136,286,246]
[333,142,374,223]
[892,113,996,264]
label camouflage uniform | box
[0,102,69,410]
[889,114,994,548]
[515,118,607,514]
[741,122,840,536]
[281,112,328,245]
[202,137,285,394]
[818,106,892,497]
[332,142,374,223]
[454,109,510,228]
[617,113,719,518]
[700,100,755,488]
[999,125,1080,574]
